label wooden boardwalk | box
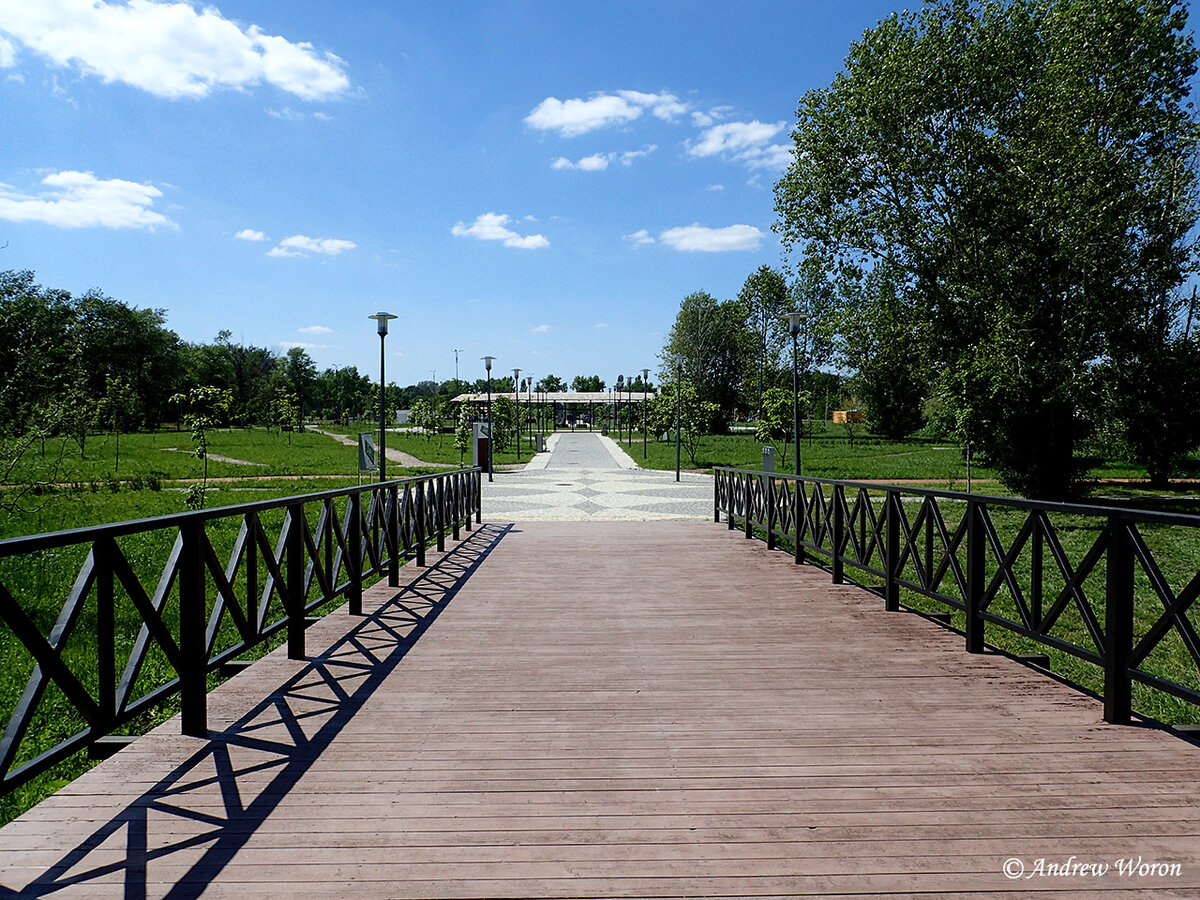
[1,520,1199,898]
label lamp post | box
[615,375,624,441]
[785,311,808,479]
[526,373,534,444]
[368,312,397,482]
[512,367,521,460]
[627,375,634,447]
[482,355,495,482]
[452,348,461,390]
[642,368,650,459]
[674,355,685,482]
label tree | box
[95,375,140,473]
[538,375,566,393]
[754,386,800,466]
[571,375,605,392]
[1104,312,1200,488]
[648,381,719,465]
[409,396,446,441]
[737,266,790,418]
[282,347,317,421]
[491,396,516,452]
[453,405,472,465]
[839,264,929,440]
[170,386,232,509]
[774,0,1200,498]
[660,290,747,422]
[271,389,301,442]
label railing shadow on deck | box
[1,523,512,900]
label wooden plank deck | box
[1,520,1199,898]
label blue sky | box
[0,0,904,388]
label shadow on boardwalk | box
[3,525,511,899]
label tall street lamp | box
[642,367,650,459]
[785,311,808,479]
[482,355,495,482]
[512,367,522,460]
[526,373,534,444]
[674,355,685,482]
[368,312,397,482]
[615,375,624,441]
[625,375,633,446]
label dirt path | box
[307,427,451,469]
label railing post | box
[436,478,446,553]
[286,503,305,660]
[415,482,427,568]
[727,471,736,531]
[1104,515,1134,724]
[95,537,115,728]
[885,490,900,611]
[475,469,482,524]
[965,499,986,653]
[388,485,401,586]
[452,473,462,541]
[832,484,844,584]
[246,512,259,632]
[714,469,721,523]
[348,492,362,616]
[794,479,806,565]
[744,473,754,540]
[179,520,208,735]
[924,499,934,590]
[766,476,776,551]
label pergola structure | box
[451,390,652,433]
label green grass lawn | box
[624,426,995,485]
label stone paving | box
[482,430,713,520]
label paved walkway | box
[3,522,1197,897]
[484,431,713,520]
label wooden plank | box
[1,520,1199,898]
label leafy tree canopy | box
[774,0,1200,497]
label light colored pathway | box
[485,431,713,520]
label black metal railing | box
[714,467,1200,726]
[0,468,481,794]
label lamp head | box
[785,311,808,337]
[482,355,495,372]
[369,311,398,336]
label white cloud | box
[0,170,172,229]
[278,341,329,350]
[623,229,655,246]
[525,90,685,137]
[297,325,332,334]
[659,224,763,252]
[0,35,15,68]
[0,0,349,100]
[529,324,551,333]
[268,234,356,257]
[706,184,724,192]
[691,106,733,128]
[593,323,609,329]
[621,145,656,165]
[235,228,266,241]
[552,152,612,171]
[451,212,548,249]
[687,120,794,171]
